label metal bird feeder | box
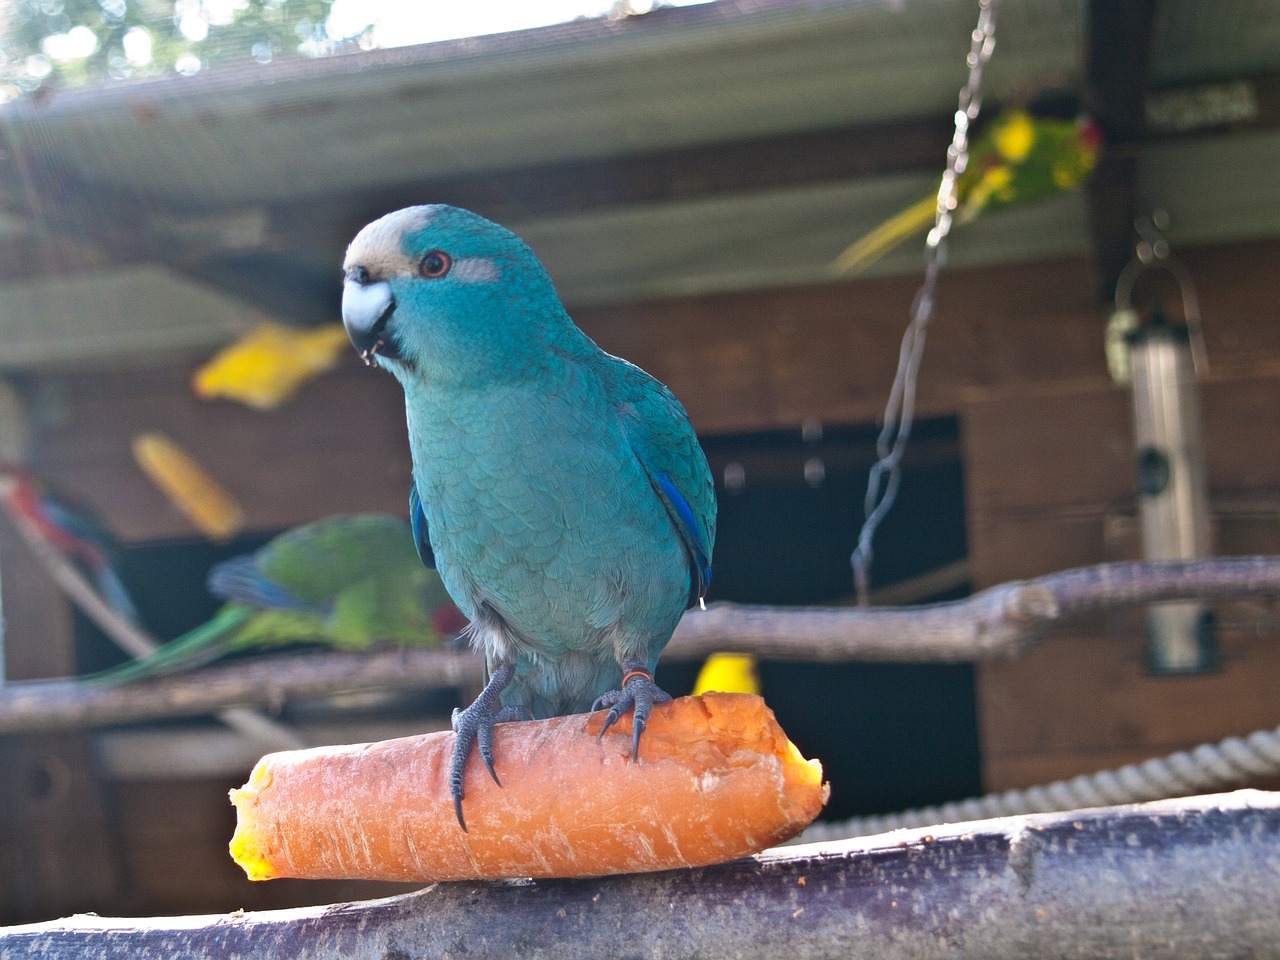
[1114,214,1215,674]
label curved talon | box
[593,665,671,760]
[600,700,629,738]
[448,662,516,832]
[448,705,477,832]
[449,733,472,831]
[630,710,648,759]
[477,719,501,787]
[475,706,534,786]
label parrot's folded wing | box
[595,355,716,604]
[208,555,317,610]
[233,514,421,606]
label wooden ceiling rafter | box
[0,114,954,272]
[1083,0,1159,304]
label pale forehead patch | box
[343,205,439,278]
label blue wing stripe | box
[207,556,318,611]
[656,471,712,598]
[409,481,437,569]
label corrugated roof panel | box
[513,176,1091,304]
[0,266,268,367]
[1151,0,1280,85]
[0,0,1083,207]
[1138,130,1280,247]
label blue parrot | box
[340,205,716,830]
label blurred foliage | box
[0,0,359,100]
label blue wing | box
[592,353,716,606]
[207,555,318,611]
[653,470,713,602]
[409,480,437,569]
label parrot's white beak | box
[342,277,396,365]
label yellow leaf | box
[193,324,350,411]
[132,431,245,540]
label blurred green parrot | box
[95,514,464,683]
[833,108,1101,274]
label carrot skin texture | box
[229,693,827,882]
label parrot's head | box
[341,205,569,385]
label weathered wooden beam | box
[1083,0,1157,302]
[0,510,121,923]
[1,116,954,279]
[285,116,954,247]
[3,557,1280,734]
[2,791,1277,959]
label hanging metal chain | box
[852,0,1001,605]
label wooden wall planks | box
[0,511,122,924]
[20,251,1111,542]
[575,254,1105,435]
[962,372,1280,793]
[7,236,1280,911]
[24,361,412,542]
[22,236,1280,546]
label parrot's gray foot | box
[593,659,672,760]
[449,662,520,832]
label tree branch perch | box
[3,791,1278,959]
[666,555,1280,661]
[0,649,481,734]
[2,556,1279,733]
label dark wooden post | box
[0,508,121,924]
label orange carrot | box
[229,692,826,882]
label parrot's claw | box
[448,662,518,832]
[593,661,672,760]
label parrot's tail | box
[85,603,255,685]
[831,194,938,275]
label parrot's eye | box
[419,250,452,280]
